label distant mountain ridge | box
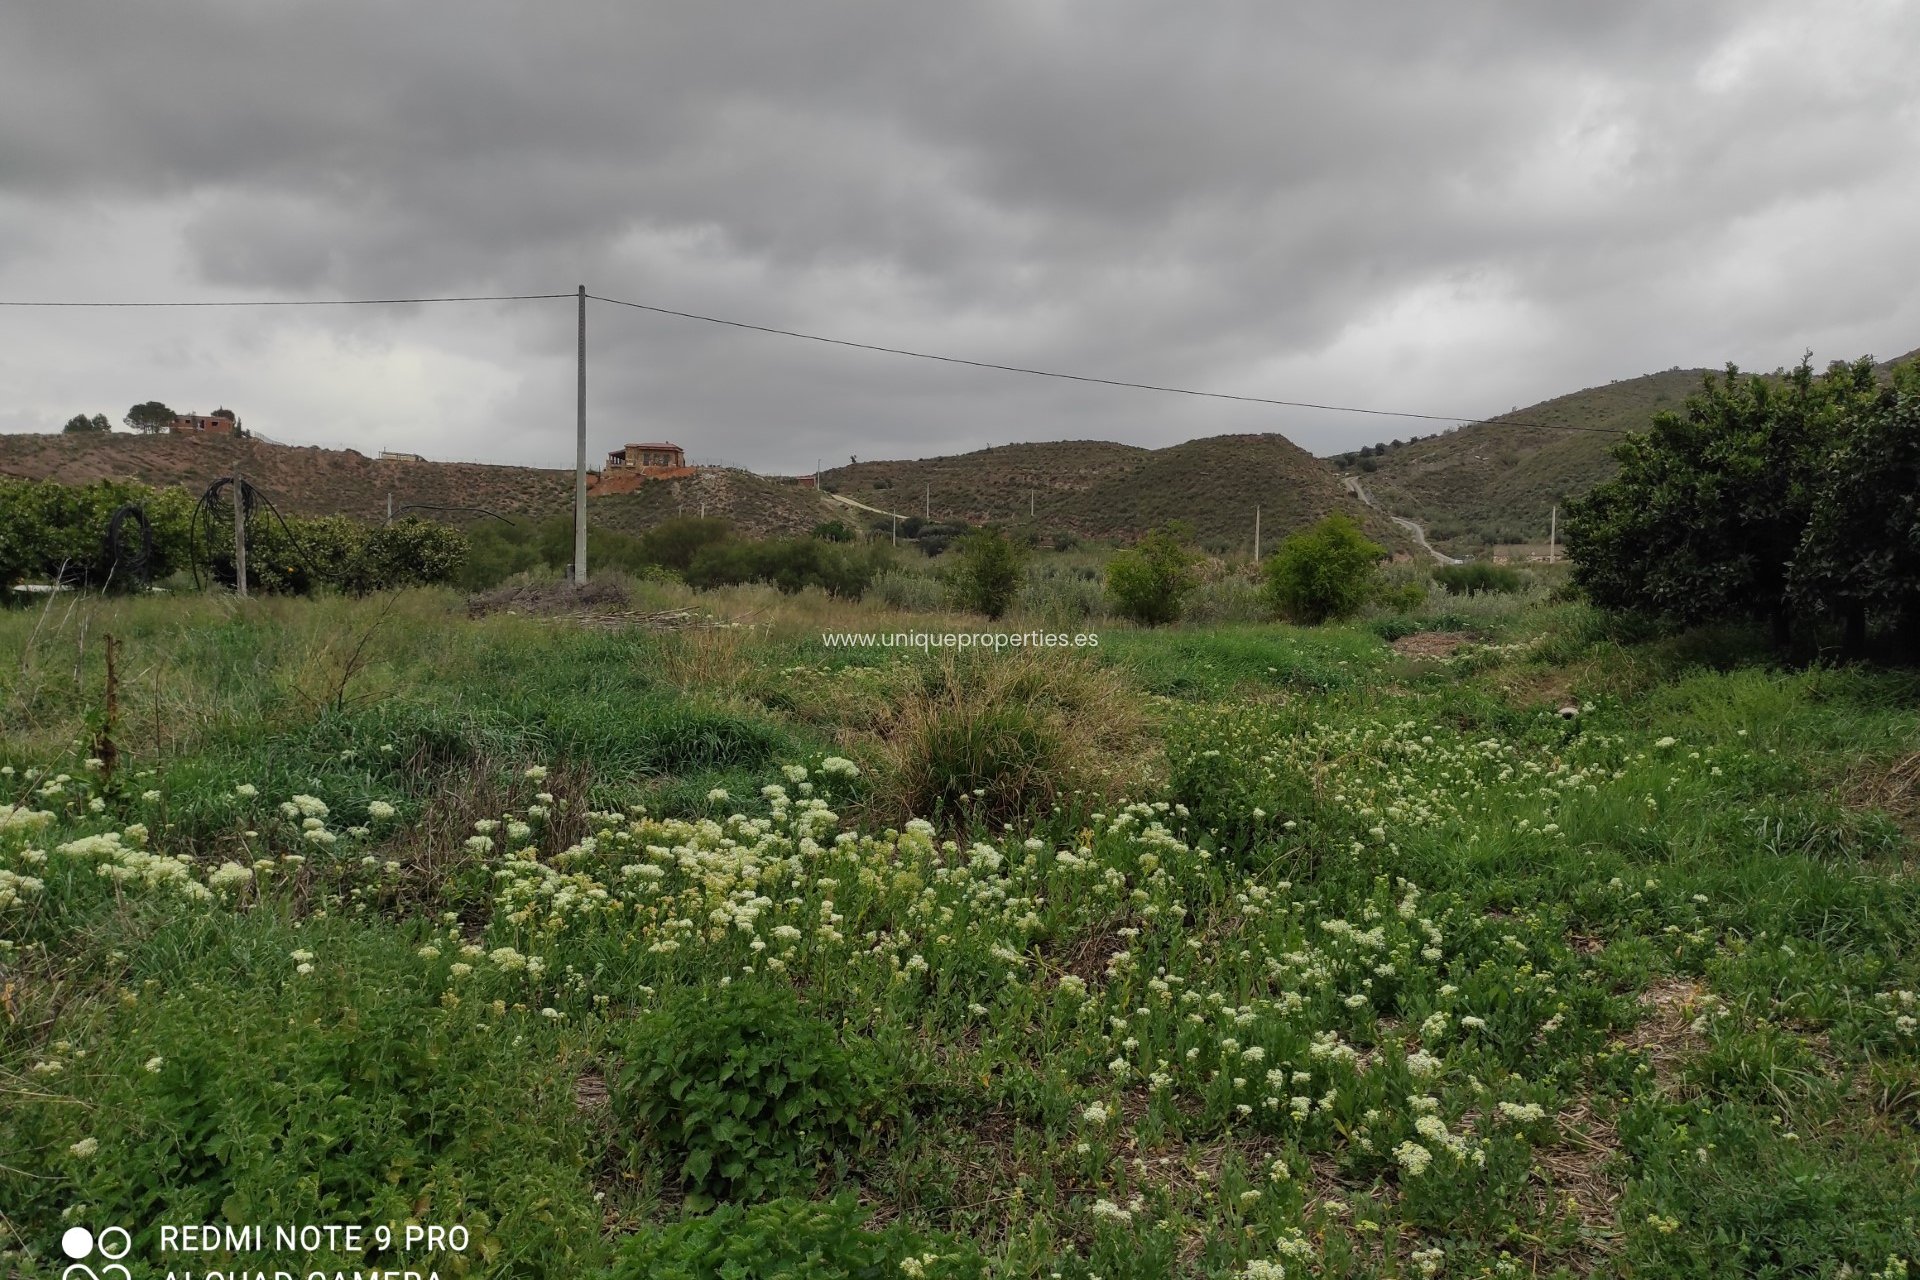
[821,433,1412,553]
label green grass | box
[3,586,1918,1279]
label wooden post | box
[232,471,248,598]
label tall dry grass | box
[850,647,1154,830]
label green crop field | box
[3,577,1917,1279]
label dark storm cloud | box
[3,1,1916,469]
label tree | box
[1565,357,1871,646]
[1106,522,1200,626]
[1788,361,1920,657]
[1263,514,1385,623]
[63,413,110,434]
[948,525,1026,619]
[123,401,175,434]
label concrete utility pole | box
[231,470,248,599]
[892,513,897,546]
[572,284,588,584]
[1549,505,1558,564]
[386,492,393,521]
[1253,504,1261,562]
[924,482,930,521]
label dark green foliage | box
[810,519,855,543]
[913,521,971,557]
[637,517,735,572]
[603,1196,984,1280]
[1435,563,1524,596]
[207,512,468,596]
[0,477,467,596]
[122,400,175,433]
[686,536,884,597]
[1105,522,1201,626]
[0,478,195,590]
[1789,362,1920,654]
[62,413,110,434]
[1262,513,1385,623]
[1569,357,1920,653]
[947,525,1026,619]
[612,984,894,1205]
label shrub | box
[1105,523,1201,626]
[637,517,735,573]
[866,650,1148,829]
[604,1196,984,1280]
[612,983,892,1206]
[1263,514,1385,623]
[685,537,883,598]
[810,519,855,543]
[207,512,468,596]
[1373,562,1432,611]
[871,568,947,611]
[1434,563,1524,597]
[947,526,1026,619]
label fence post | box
[232,470,248,598]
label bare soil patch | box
[1617,977,1710,1087]
[1390,631,1477,660]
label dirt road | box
[1342,475,1461,564]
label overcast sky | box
[2,1,1916,472]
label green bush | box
[1435,562,1525,597]
[612,983,893,1205]
[685,536,884,597]
[604,1196,984,1280]
[637,517,735,572]
[810,519,855,543]
[1105,522,1201,626]
[869,650,1147,829]
[1262,514,1385,623]
[947,526,1026,619]
[207,512,468,596]
[0,477,195,591]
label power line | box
[587,291,1637,436]
[0,284,1638,436]
[0,292,573,307]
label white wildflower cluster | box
[56,830,211,902]
[1878,989,1918,1037]
[0,866,47,909]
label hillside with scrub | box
[823,434,1411,554]
[0,431,829,538]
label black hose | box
[102,503,155,587]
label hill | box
[1345,346,1920,554]
[1341,368,1710,551]
[0,433,829,538]
[821,434,1409,554]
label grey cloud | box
[2,0,1916,470]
